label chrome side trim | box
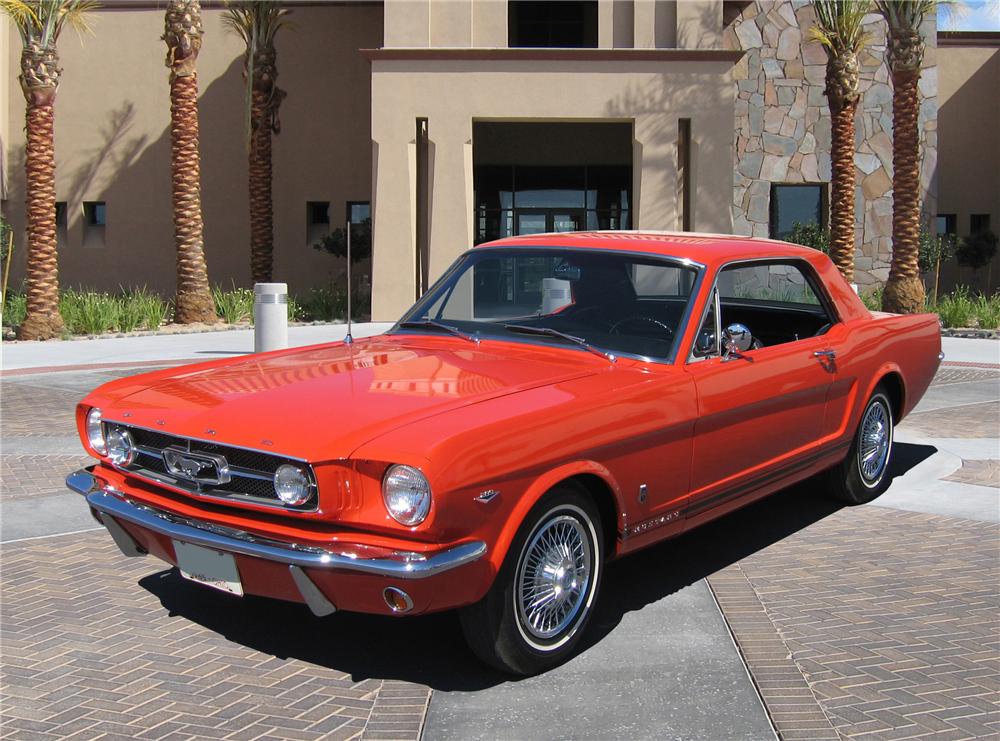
[289,565,337,616]
[66,469,487,579]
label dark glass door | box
[515,209,585,235]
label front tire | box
[460,486,604,676]
[827,387,894,504]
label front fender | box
[486,459,625,573]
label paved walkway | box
[1,334,997,740]
[0,323,394,373]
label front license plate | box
[173,540,244,596]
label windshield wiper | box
[398,319,479,344]
[503,324,616,363]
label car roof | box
[478,230,825,268]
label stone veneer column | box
[725,0,938,288]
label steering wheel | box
[608,315,674,338]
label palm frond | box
[5,0,97,44]
[56,0,100,38]
[810,0,871,54]
[873,0,938,32]
[0,0,39,32]
[222,1,291,149]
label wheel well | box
[878,372,905,421]
[565,474,620,555]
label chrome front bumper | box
[67,468,487,614]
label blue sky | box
[940,1,1000,31]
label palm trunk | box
[169,71,216,323]
[249,89,274,284]
[18,100,64,340]
[881,68,926,314]
[828,99,858,284]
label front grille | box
[103,422,317,511]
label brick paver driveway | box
[2,362,998,740]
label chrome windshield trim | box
[392,246,706,365]
[66,469,486,579]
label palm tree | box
[874,0,934,314]
[222,1,290,284]
[811,0,869,286]
[1,0,95,340]
[163,0,216,323]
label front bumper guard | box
[66,468,487,616]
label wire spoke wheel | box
[858,399,891,484]
[516,514,593,642]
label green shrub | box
[60,289,120,335]
[298,285,346,322]
[287,295,303,322]
[956,230,999,270]
[974,294,1000,330]
[860,286,883,312]
[121,287,170,331]
[312,218,372,262]
[116,292,145,333]
[2,292,26,328]
[934,286,977,328]
[785,222,830,255]
[212,284,253,324]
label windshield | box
[395,248,700,361]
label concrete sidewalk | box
[2,327,995,373]
[0,322,395,372]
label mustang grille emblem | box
[162,447,231,486]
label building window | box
[308,201,330,225]
[84,201,106,227]
[936,214,957,235]
[306,201,329,245]
[769,184,827,240]
[83,201,106,248]
[971,214,991,234]
[508,1,598,48]
[55,201,68,248]
[347,201,370,225]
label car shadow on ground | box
[139,442,936,691]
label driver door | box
[684,262,838,518]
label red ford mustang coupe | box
[68,232,941,675]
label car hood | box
[98,335,600,462]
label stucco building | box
[1,1,986,322]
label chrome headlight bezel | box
[86,407,106,455]
[106,427,136,466]
[382,464,432,527]
[274,463,313,506]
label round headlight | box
[382,464,431,526]
[106,428,136,466]
[86,408,106,455]
[274,464,312,506]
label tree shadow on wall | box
[4,56,253,296]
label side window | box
[716,262,833,348]
[719,263,822,306]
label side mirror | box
[722,323,753,360]
[694,329,717,356]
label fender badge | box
[475,489,500,504]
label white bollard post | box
[254,282,288,353]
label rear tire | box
[827,387,894,504]
[460,485,604,676]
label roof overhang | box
[362,48,745,64]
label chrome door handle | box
[813,349,836,359]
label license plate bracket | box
[173,540,244,596]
